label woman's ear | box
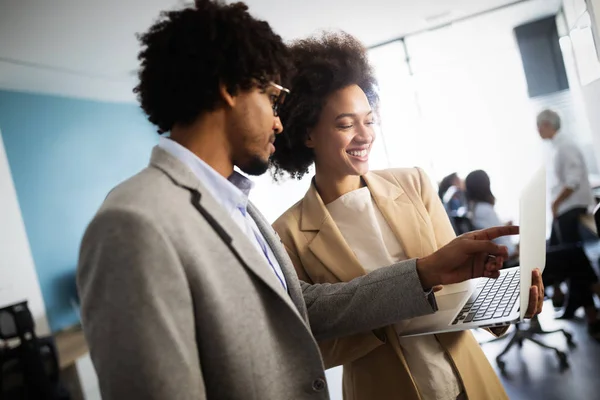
[305,130,315,149]
[219,83,236,108]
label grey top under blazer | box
[77,147,436,400]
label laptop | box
[399,167,547,337]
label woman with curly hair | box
[270,32,538,400]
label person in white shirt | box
[537,109,595,221]
[537,109,600,339]
[464,170,517,259]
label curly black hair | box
[269,31,379,180]
[134,0,291,134]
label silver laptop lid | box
[519,166,547,319]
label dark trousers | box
[550,207,589,246]
[545,207,597,310]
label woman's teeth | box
[347,149,368,157]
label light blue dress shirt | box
[158,137,288,291]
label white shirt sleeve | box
[471,203,516,256]
[556,144,584,191]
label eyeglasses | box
[267,82,290,117]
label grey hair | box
[536,109,561,131]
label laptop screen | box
[518,166,547,319]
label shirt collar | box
[157,137,254,215]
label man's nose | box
[273,117,283,135]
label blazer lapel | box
[364,171,440,374]
[363,172,428,259]
[248,203,307,319]
[301,182,367,282]
[149,147,301,316]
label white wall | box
[248,170,313,224]
[581,77,600,159]
[0,130,50,335]
[562,0,600,163]
[589,0,600,60]
[583,0,600,158]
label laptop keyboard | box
[452,268,520,325]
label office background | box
[2,0,600,399]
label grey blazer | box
[77,147,435,400]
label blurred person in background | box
[439,172,471,235]
[465,170,517,260]
[537,109,595,239]
[438,172,467,214]
[537,109,600,339]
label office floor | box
[475,304,600,400]
[475,242,600,400]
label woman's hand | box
[416,226,519,289]
[524,268,544,318]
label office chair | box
[0,301,67,399]
[494,315,573,373]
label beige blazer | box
[273,168,508,400]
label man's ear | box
[219,83,236,108]
[305,130,315,149]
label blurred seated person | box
[465,170,517,259]
[438,172,467,215]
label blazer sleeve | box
[280,241,387,368]
[273,222,434,343]
[77,209,206,400]
[300,253,435,342]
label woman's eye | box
[269,95,278,104]
[365,121,375,126]
[338,125,353,130]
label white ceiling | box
[0,0,560,103]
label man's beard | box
[240,155,269,176]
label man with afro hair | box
[78,2,519,399]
